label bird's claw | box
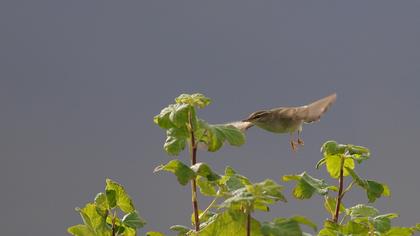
[298,138,304,146]
[290,140,298,151]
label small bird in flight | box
[237,93,337,151]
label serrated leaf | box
[219,179,286,212]
[321,141,346,156]
[76,203,110,235]
[373,214,393,233]
[105,179,135,213]
[283,172,329,199]
[218,166,251,192]
[198,210,262,236]
[154,103,195,128]
[346,168,390,202]
[154,160,195,186]
[198,122,246,152]
[319,219,370,235]
[384,227,415,236]
[197,177,218,196]
[261,216,317,236]
[122,211,146,228]
[170,225,191,236]
[105,213,131,235]
[346,204,379,218]
[94,192,109,216]
[325,155,354,179]
[342,220,369,235]
[190,162,220,181]
[68,224,94,236]
[163,127,188,156]
[175,93,211,108]
[146,232,165,236]
[366,180,388,202]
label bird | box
[239,93,337,151]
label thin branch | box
[333,156,345,223]
[188,111,200,232]
[340,180,355,199]
[199,196,219,220]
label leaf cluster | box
[153,93,245,155]
[69,93,420,236]
[284,140,419,236]
[68,179,145,236]
[319,204,420,236]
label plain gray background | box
[1,1,420,235]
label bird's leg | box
[297,130,304,146]
[290,133,298,151]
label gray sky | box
[1,1,420,235]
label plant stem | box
[189,111,200,232]
[111,211,116,236]
[340,181,355,199]
[199,196,219,220]
[333,156,345,223]
[246,210,251,236]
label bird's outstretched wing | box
[293,93,337,123]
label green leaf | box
[122,211,146,228]
[346,145,370,164]
[105,179,135,213]
[325,155,354,179]
[342,220,369,235]
[219,179,286,212]
[68,224,94,236]
[366,180,389,202]
[346,204,379,219]
[76,203,110,235]
[373,214,393,233]
[169,225,191,236]
[384,227,415,236]
[154,160,196,186]
[198,210,262,236]
[154,102,196,156]
[197,176,218,196]
[321,141,346,156]
[261,216,317,236]
[324,196,345,217]
[175,93,211,108]
[190,162,221,181]
[163,127,188,156]
[316,157,327,169]
[94,192,109,216]
[283,172,329,199]
[154,103,195,128]
[105,214,127,235]
[321,141,370,165]
[319,219,369,236]
[198,121,246,152]
[105,190,117,209]
[218,166,251,192]
[146,232,165,236]
[346,168,390,202]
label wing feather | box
[294,93,337,123]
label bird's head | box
[242,110,269,123]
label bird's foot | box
[290,140,299,151]
[297,138,304,146]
